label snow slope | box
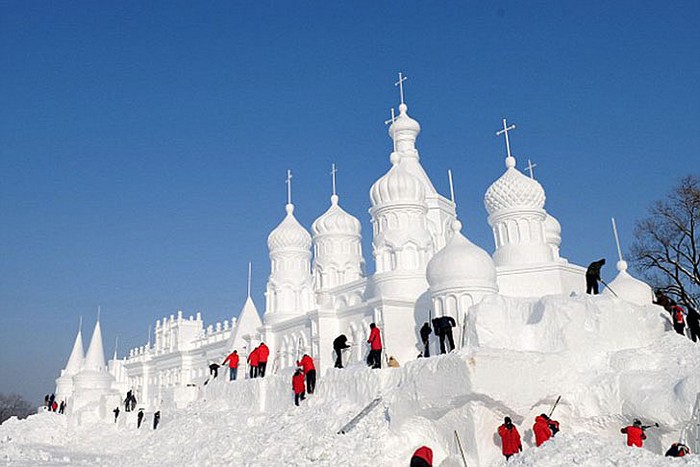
[2,294,700,466]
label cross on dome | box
[395,72,407,106]
[496,118,517,166]
[526,159,537,179]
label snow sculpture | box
[55,322,84,401]
[603,260,653,305]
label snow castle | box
[55,88,653,413]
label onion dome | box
[603,260,653,306]
[370,154,426,207]
[388,103,420,141]
[312,195,361,237]
[427,220,498,290]
[544,213,562,247]
[267,204,312,252]
[484,156,546,215]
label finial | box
[331,163,337,198]
[147,325,151,347]
[385,108,397,153]
[611,217,624,262]
[526,159,537,179]
[395,72,407,106]
[97,305,101,322]
[447,169,455,204]
[452,219,463,232]
[78,315,82,333]
[113,336,119,360]
[496,118,517,166]
[285,169,293,206]
[247,261,252,298]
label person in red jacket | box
[367,322,383,369]
[621,419,647,447]
[671,305,686,336]
[296,353,316,394]
[223,350,239,381]
[247,346,260,379]
[292,368,306,406]
[257,342,270,377]
[410,445,433,467]
[497,417,522,460]
[533,414,559,447]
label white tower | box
[264,170,314,324]
[55,320,84,401]
[312,164,364,294]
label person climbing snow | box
[410,445,433,467]
[671,304,686,336]
[124,390,133,412]
[137,408,145,429]
[497,417,522,460]
[48,393,55,411]
[247,346,259,379]
[533,414,559,446]
[292,368,306,406]
[367,322,383,369]
[223,350,239,381]
[333,334,350,368]
[585,258,606,295]
[686,303,700,343]
[113,407,120,423]
[621,419,649,447]
[208,362,220,379]
[296,353,316,394]
[432,316,456,353]
[257,342,270,377]
[58,401,65,414]
[153,411,161,430]
[420,322,432,357]
[665,442,690,457]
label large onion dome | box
[370,155,426,207]
[267,204,312,252]
[312,195,361,237]
[484,156,546,215]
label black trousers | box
[334,348,343,368]
[368,349,382,369]
[688,323,699,342]
[249,365,258,379]
[294,392,305,406]
[586,275,599,294]
[422,338,430,357]
[258,362,267,377]
[674,323,685,335]
[439,329,455,353]
[306,370,316,394]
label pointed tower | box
[229,264,263,350]
[83,319,106,372]
[264,170,315,324]
[312,165,364,295]
[55,320,84,400]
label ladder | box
[337,398,382,434]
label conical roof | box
[63,327,84,376]
[228,296,263,349]
[83,320,106,372]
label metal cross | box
[384,108,397,152]
[285,169,293,205]
[526,159,537,179]
[496,118,516,158]
[331,163,338,197]
[394,72,407,105]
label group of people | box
[654,290,700,343]
[113,405,161,430]
[43,393,65,414]
[292,353,317,406]
[418,316,457,358]
[208,342,271,384]
[123,389,137,411]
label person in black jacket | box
[685,303,700,343]
[153,411,161,430]
[137,409,144,429]
[432,316,457,354]
[419,322,432,357]
[333,334,350,368]
[586,259,606,294]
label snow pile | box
[2,295,700,466]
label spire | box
[285,169,293,209]
[113,336,119,360]
[330,163,339,205]
[63,320,84,375]
[247,261,252,298]
[496,118,517,168]
[611,217,627,271]
[448,169,456,205]
[83,317,106,372]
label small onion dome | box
[388,103,420,139]
[312,195,361,237]
[544,213,562,247]
[603,260,653,306]
[370,156,426,207]
[484,156,546,215]
[426,220,498,290]
[268,204,312,252]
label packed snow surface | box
[2,294,700,466]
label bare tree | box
[0,393,34,424]
[631,175,700,309]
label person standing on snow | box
[498,417,522,460]
[432,316,457,354]
[296,353,316,394]
[153,411,161,430]
[292,369,306,406]
[621,419,648,447]
[247,346,260,379]
[222,350,239,381]
[257,342,270,377]
[533,414,559,446]
[671,304,686,336]
[410,445,433,467]
[585,259,606,295]
[419,322,432,357]
[685,304,700,343]
[113,407,120,423]
[137,408,145,429]
[333,334,350,368]
[124,390,133,412]
[58,401,65,414]
[48,393,55,411]
[367,323,383,369]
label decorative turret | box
[229,263,263,350]
[312,165,364,292]
[484,119,553,267]
[264,170,315,324]
[55,319,84,400]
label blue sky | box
[1,1,698,404]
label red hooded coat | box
[533,416,553,447]
[296,355,315,373]
[411,446,433,466]
[247,347,259,366]
[292,372,305,395]
[368,327,382,351]
[498,424,522,456]
[621,425,646,447]
[223,352,239,368]
[257,343,270,363]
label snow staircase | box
[337,397,382,434]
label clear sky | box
[1,1,698,404]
